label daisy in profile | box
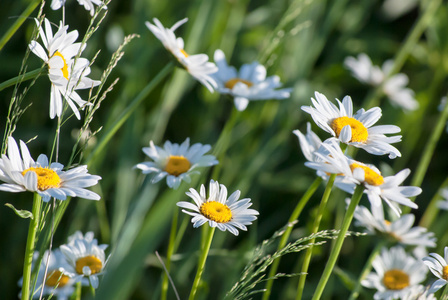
[344,53,418,111]
[135,138,218,189]
[51,0,107,15]
[307,139,420,215]
[301,91,402,158]
[177,180,259,236]
[29,18,101,119]
[145,18,217,92]
[0,137,101,202]
[353,204,436,247]
[293,122,323,163]
[60,231,108,289]
[212,49,291,111]
[362,246,428,299]
[422,247,448,293]
[18,249,75,300]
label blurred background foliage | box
[1,0,448,299]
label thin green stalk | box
[90,283,96,297]
[188,227,216,300]
[85,62,174,165]
[0,69,42,92]
[311,185,365,300]
[21,193,42,300]
[0,0,42,51]
[262,177,323,300]
[161,209,179,300]
[296,174,336,300]
[75,281,82,300]
[348,241,386,300]
[441,284,448,300]
[419,176,448,228]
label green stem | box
[311,185,365,300]
[419,176,448,228]
[85,62,174,165]
[161,209,179,300]
[0,0,42,51]
[90,282,96,297]
[21,193,42,300]
[348,240,386,300]
[75,281,82,300]
[0,69,42,92]
[441,283,448,300]
[296,174,336,300]
[188,227,216,300]
[262,177,323,300]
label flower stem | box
[348,240,386,300]
[296,174,336,300]
[311,185,365,300]
[262,177,323,300]
[161,209,179,300]
[441,283,448,300]
[0,69,42,92]
[188,226,216,300]
[21,193,42,300]
[75,281,82,300]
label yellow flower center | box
[383,269,410,290]
[75,255,103,275]
[384,220,391,226]
[225,78,254,89]
[443,266,448,280]
[350,163,384,186]
[330,116,368,143]
[200,201,232,223]
[180,49,189,58]
[45,270,70,288]
[164,155,191,176]
[21,167,61,191]
[52,51,69,80]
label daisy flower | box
[422,247,448,293]
[29,18,101,119]
[362,246,428,300]
[293,122,322,163]
[51,0,107,16]
[145,18,217,92]
[134,138,218,189]
[437,188,448,210]
[301,91,402,158]
[211,49,292,111]
[353,204,436,247]
[60,231,108,289]
[177,180,259,236]
[306,139,421,215]
[401,285,436,300]
[18,249,75,300]
[344,53,418,111]
[0,137,101,202]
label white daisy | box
[353,204,436,247]
[145,18,217,92]
[134,138,218,190]
[344,53,418,111]
[0,137,101,202]
[362,246,428,300]
[177,180,259,236]
[301,91,402,158]
[211,49,292,111]
[293,122,323,163]
[437,188,448,210]
[401,285,436,300]
[18,249,75,300]
[306,139,420,215]
[51,0,107,16]
[29,18,101,119]
[60,231,108,289]
[422,247,448,293]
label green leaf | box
[5,203,33,219]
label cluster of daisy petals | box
[19,231,108,299]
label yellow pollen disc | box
[330,116,368,143]
[224,78,254,89]
[45,270,70,288]
[384,220,391,226]
[180,49,189,58]
[75,255,103,275]
[52,51,69,80]
[164,155,191,176]
[200,201,232,223]
[383,269,410,290]
[443,266,448,280]
[22,167,61,191]
[350,163,384,186]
